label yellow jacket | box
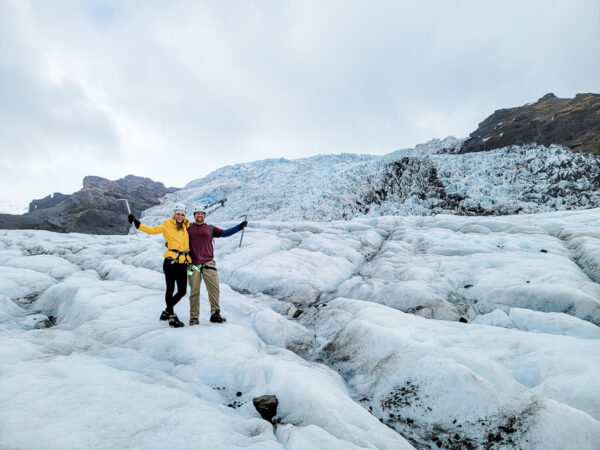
[139,217,191,264]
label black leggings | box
[163,259,188,314]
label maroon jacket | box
[188,223,223,264]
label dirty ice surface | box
[1,208,600,449]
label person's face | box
[174,212,186,223]
[194,212,205,223]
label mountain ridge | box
[461,92,600,154]
[4,93,600,231]
[0,175,178,234]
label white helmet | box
[173,203,187,214]
[192,204,206,215]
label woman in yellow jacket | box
[128,204,191,328]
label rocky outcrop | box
[252,395,279,423]
[0,175,178,234]
[461,93,600,154]
[29,193,70,212]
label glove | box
[241,220,248,228]
[128,214,141,229]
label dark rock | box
[461,93,600,154]
[459,317,468,323]
[236,391,242,397]
[83,175,113,190]
[293,309,303,318]
[539,93,557,101]
[29,193,70,212]
[35,316,56,329]
[381,381,420,410]
[0,175,179,235]
[253,395,279,423]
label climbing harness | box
[187,263,217,276]
[168,249,190,264]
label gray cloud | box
[0,0,599,211]
[0,65,120,159]
[0,2,122,208]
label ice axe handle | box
[239,215,248,248]
[118,198,132,214]
[118,199,135,233]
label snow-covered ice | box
[316,297,600,449]
[1,207,600,449]
[508,307,600,339]
[0,230,410,450]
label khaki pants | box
[188,261,220,318]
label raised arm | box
[219,220,247,238]
[129,214,166,235]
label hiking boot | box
[189,317,199,326]
[210,311,226,323]
[168,314,184,328]
[160,310,170,321]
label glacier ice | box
[1,207,600,449]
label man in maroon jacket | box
[187,205,247,325]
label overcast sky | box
[1,0,599,212]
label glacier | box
[1,206,600,449]
[141,139,600,224]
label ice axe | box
[239,214,248,248]
[117,199,136,233]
